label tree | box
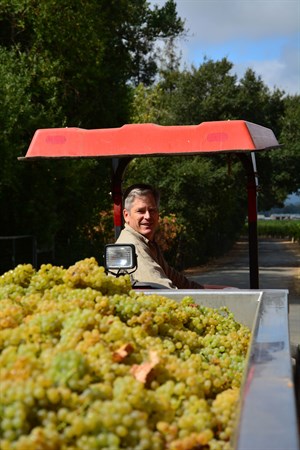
[236,68,284,135]
[127,58,292,268]
[160,58,240,125]
[123,154,247,268]
[267,95,300,205]
[235,68,287,211]
[0,0,185,270]
[0,0,184,128]
[234,71,300,211]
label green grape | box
[0,284,26,302]
[26,263,65,294]
[62,257,131,295]
[47,349,90,391]
[0,299,25,330]
[0,259,251,450]
[0,264,35,288]
[211,387,240,441]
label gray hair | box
[123,184,160,211]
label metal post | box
[111,157,132,239]
[238,153,259,289]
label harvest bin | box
[141,289,299,450]
[20,121,299,447]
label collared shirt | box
[116,224,203,289]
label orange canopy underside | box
[23,120,280,159]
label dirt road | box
[186,237,300,347]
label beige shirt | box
[116,224,203,289]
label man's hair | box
[123,184,160,211]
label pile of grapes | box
[0,258,251,450]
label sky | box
[151,0,300,95]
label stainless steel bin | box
[142,289,299,450]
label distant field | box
[257,219,300,242]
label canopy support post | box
[111,157,132,239]
[238,153,259,289]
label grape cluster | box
[0,258,251,449]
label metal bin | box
[141,289,300,450]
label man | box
[116,184,227,289]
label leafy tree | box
[0,47,64,238]
[159,58,240,125]
[235,68,286,211]
[127,58,292,268]
[267,95,300,205]
[123,153,247,268]
[130,83,169,123]
[0,0,185,270]
[236,68,284,134]
[0,0,184,128]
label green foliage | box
[1,0,184,128]
[235,68,284,135]
[128,57,300,267]
[255,97,300,210]
[235,71,295,211]
[0,47,65,243]
[0,46,113,260]
[270,96,300,202]
[0,0,184,270]
[256,220,300,242]
[131,83,168,123]
[165,58,239,125]
[123,154,247,268]
[131,58,241,126]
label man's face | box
[123,194,159,240]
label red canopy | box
[22,120,279,159]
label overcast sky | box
[151,0,299,95]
